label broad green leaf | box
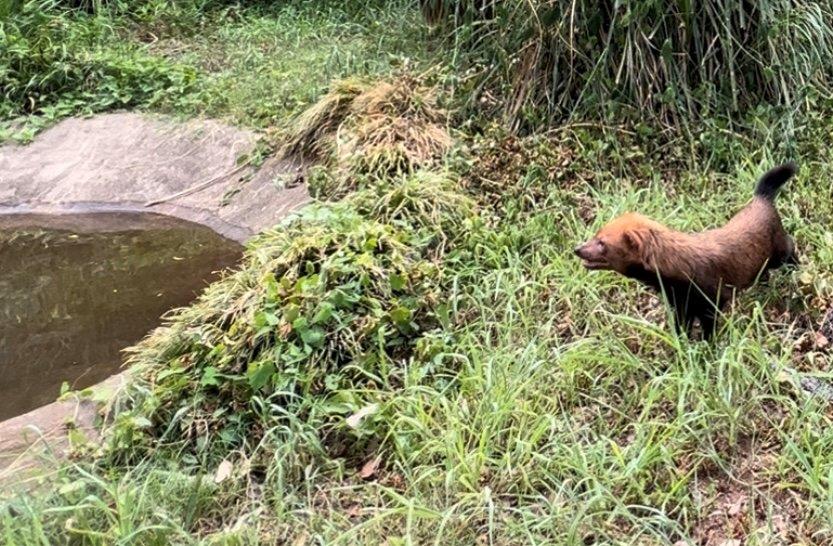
[390,273,407,291]
[390,306,412,326]
[301,327,325,348]
[247,360,277,390]
[313,302,334,324]
[201,366,220,387]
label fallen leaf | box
[345,504,362,518]
[815,332,829,349]
[770,514,788,537]
[776,370,792,383]
[727,497,745,516]
[346,403,379,429]
[214,459,233,484]
[382,472,405,489]
[291,531,309,546]
[717,540,741,546]
[359,455,382,479]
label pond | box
[0,211,243,420]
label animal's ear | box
[623,230,641,251]
[624,228,653,253]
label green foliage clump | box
[115,199,457,454]
[432,0,833,129]
[350,169,478,247]
[0,0,198,131]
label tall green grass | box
[431,0,833,130]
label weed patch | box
[0,0,199,138]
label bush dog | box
[574,163,797,338]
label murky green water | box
[0,212,243,420]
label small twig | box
[144,160,252,207]
[544,122,637,136]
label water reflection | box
[0,212,242,420]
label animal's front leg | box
[664,284,693,337]
[669,298,695,337]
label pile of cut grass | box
[97,77,475,465]
[112,186,473,458]
[286,75,453,199]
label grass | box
[1,0,432,140]
[3,1,833,545]
[146,0,434,131]
[0,0,200,140]
[6,122,833,544]
[429,0,833,130]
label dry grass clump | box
[283,78,369,161]
[285,74,452,197]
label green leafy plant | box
[114,203,446,454]
[0,0,198,133]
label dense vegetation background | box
[3,1,833,544]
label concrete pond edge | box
[0,113,311,484]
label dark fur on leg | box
[625,266,720,339]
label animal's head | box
[574,212,661,274]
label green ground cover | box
[3,1,833,544]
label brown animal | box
[574,163,797,338]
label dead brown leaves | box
[690,441,814,546]
[461,127,577,211]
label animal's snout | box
[574,244,587,258]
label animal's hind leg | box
[698,308,718,340]
[772,235,798,268]
[784,236,798,266]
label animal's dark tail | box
[754,162,797,200]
